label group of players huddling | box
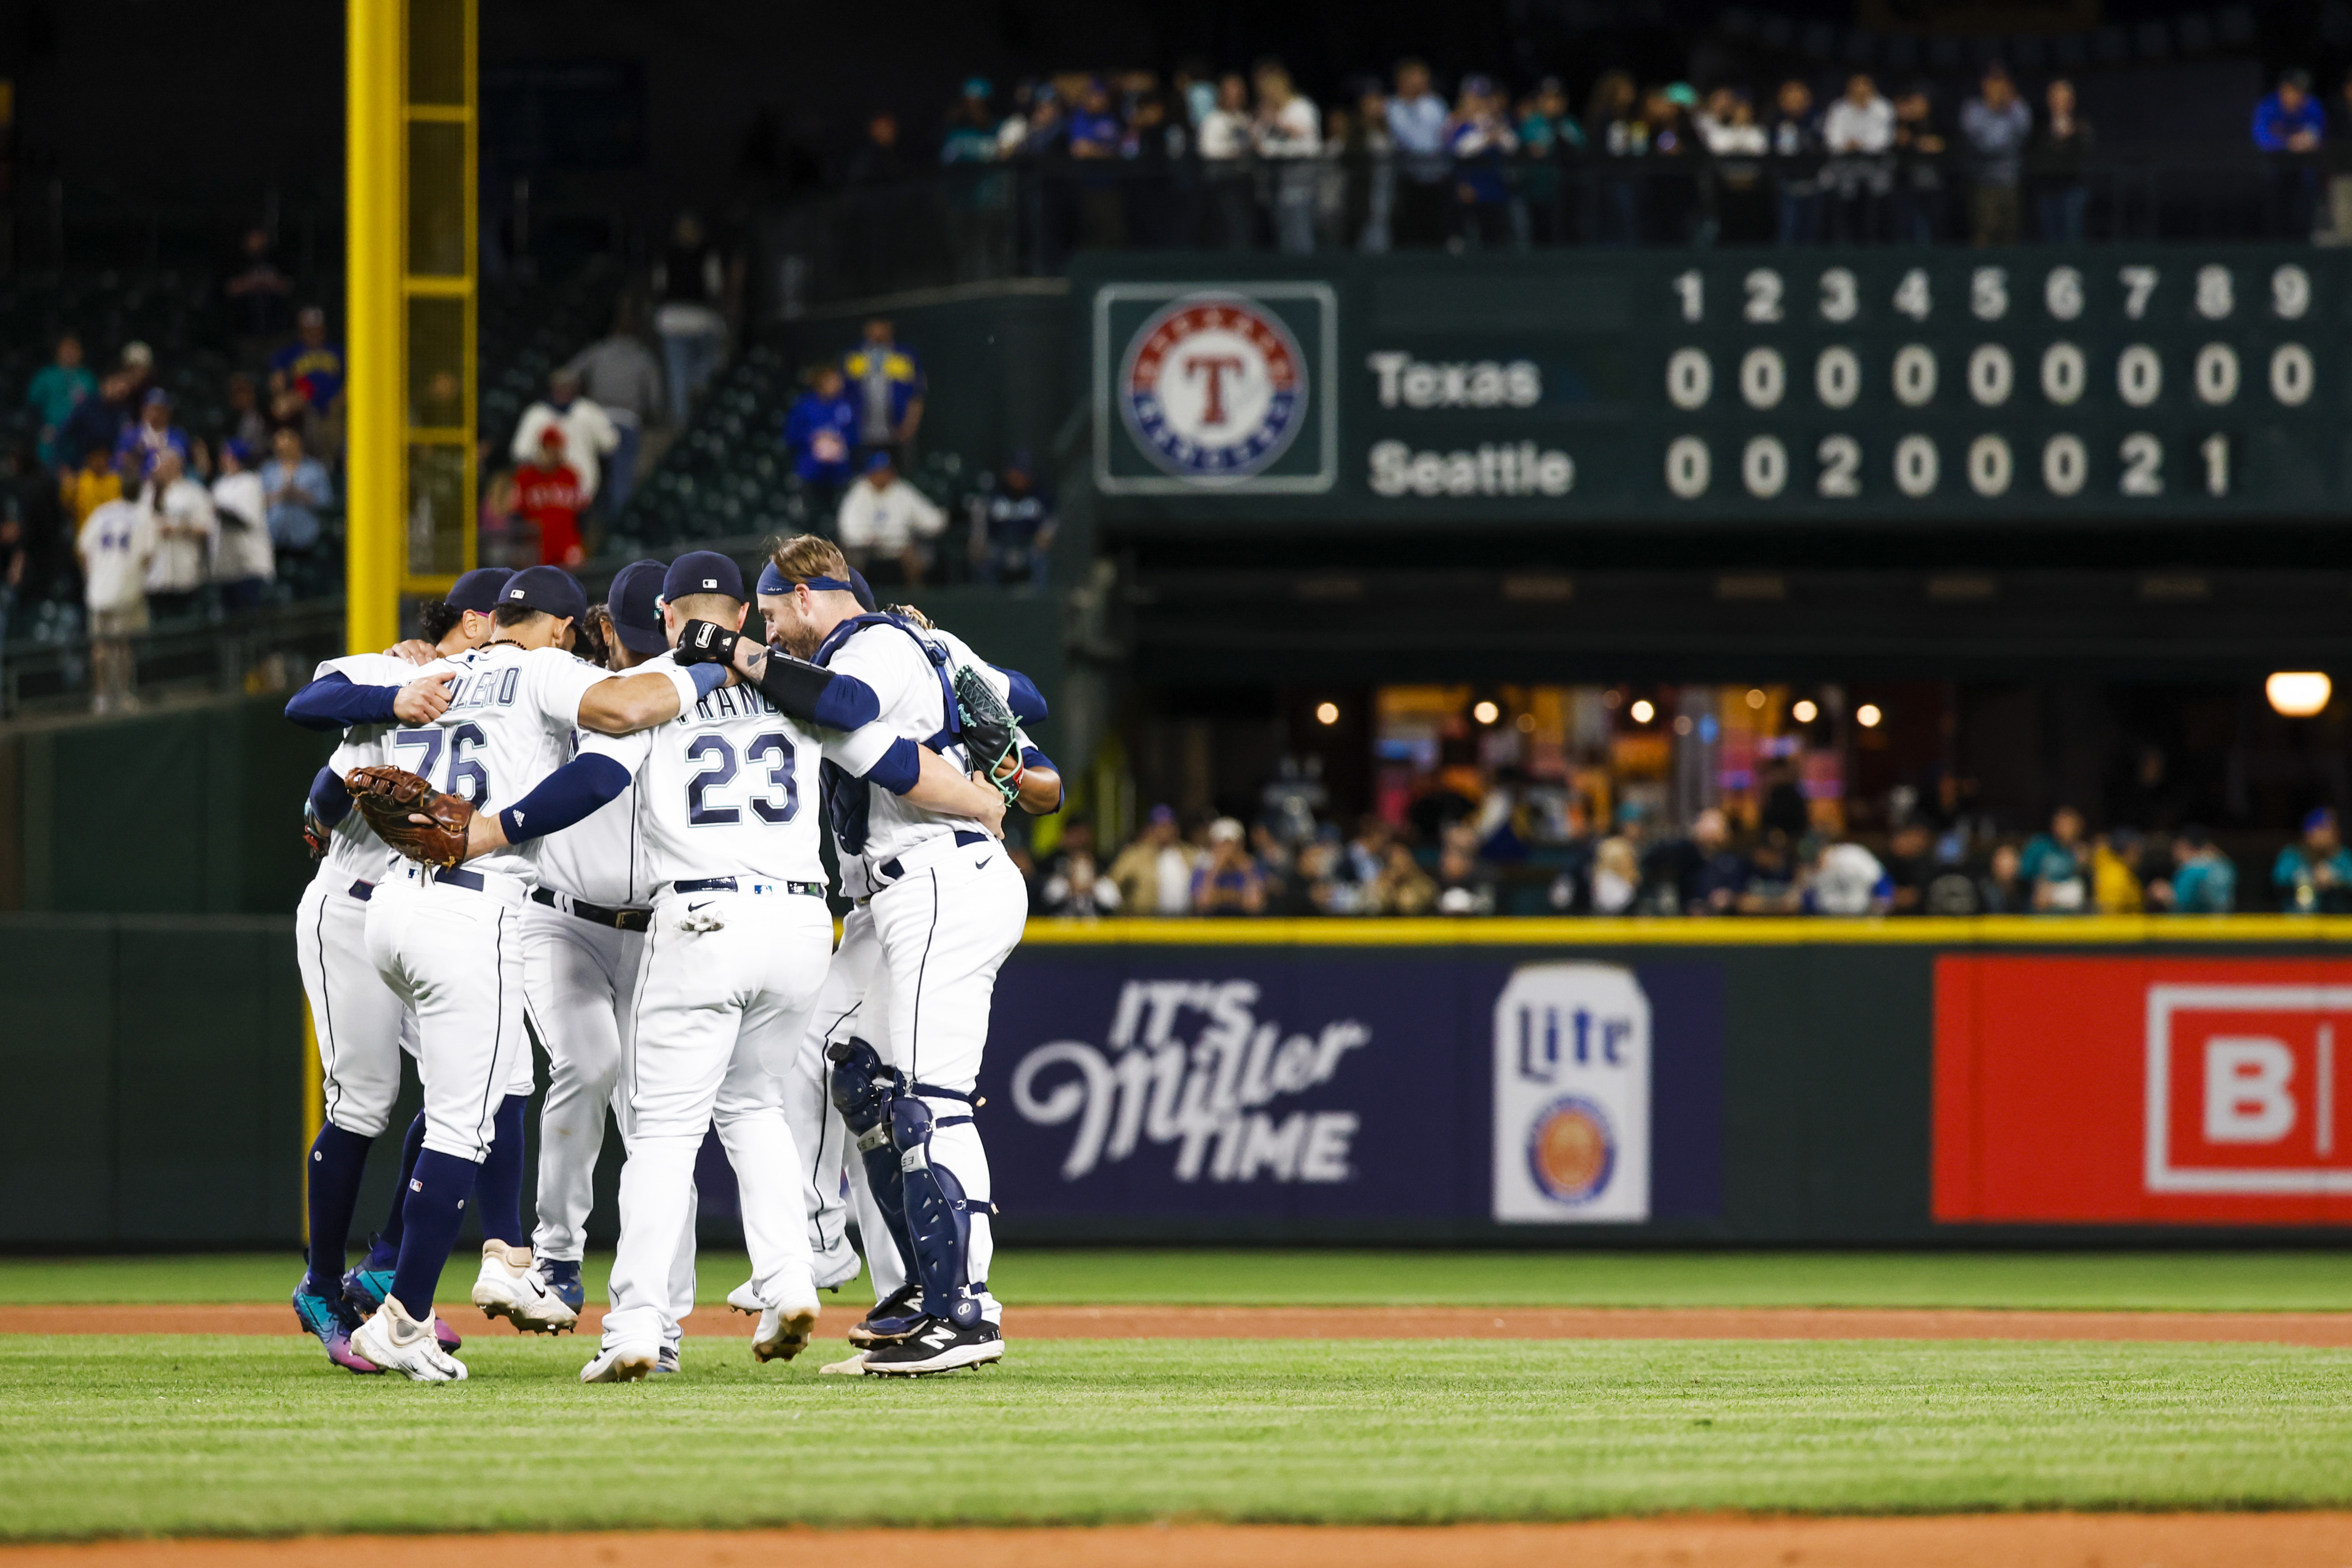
[283,535,1056,1381]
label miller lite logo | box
[1492,964,1651,1223]
[1118,294,1308,483]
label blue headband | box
[755,562,857,595]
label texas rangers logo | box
[1525,1095,1616,1205]
[1118,294,1308,483]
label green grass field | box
[4,1250,2351,1539]
[9,1248,2352,1310]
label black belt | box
[430,867,486,893]
[348,880,375,902]
[876,831,989,882]
[531,887,652,933]
[672,877,827,898]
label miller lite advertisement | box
[1491,965,1653,1224]
[1934,957,2352,1225]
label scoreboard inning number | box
[1659,261,2316,505]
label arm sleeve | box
[494,754,633,844]
[998,666,1048,724]
[284,671,403,732]
[861,736,922,796]
[307,765,352,828]
[750,649,880,730]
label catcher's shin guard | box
[889,1094,985,1329]
[826,1038,916,1282]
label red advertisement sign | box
[1934,956,2352,1225]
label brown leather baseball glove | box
[345,764,474,869]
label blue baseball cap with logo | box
[501,564,588,623]
[445,567,513,613]
[662,550,746,604]
[606,559,669,655]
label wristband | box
[688,662,728,697]
[662,664,703,714]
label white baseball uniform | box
[789,902,884,1293]
[820,618,1030,1325]
[584,656,840,1347]
[294,652,415,1141]
[363,643,631,1163]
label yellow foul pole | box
[345,0,403,656]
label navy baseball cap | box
[847,565,877,611]
[662,550,745,604]
[606,560,669,655]
[445,567,513,613]
[502,564,588,623]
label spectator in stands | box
[60,371,135,485]
[1368,837,1438,915]
[223,373,270,457]
[1193,817,1268,914]
[2020,805,2090,912]
[843,316,925,464]
[1066,78,1128,249]
[118,342,155,407]
[1822,73,1897,242]
[1977,842,2028,913]
[1385,59,1450,249]
[2273,807,2352,913]
[1806,836,1892,915]
[836,451,945,587]
[1434,822,1499,915]
[1769,79,1824,245]
[943,78,999,164]
[1254,61,1322,255]
[76,463,157,713]
[261,425,332,555]
[653,211,730,427]
[477,467,522,569]
[562,305,664,517]
[784,364,859,519]
[2033,79,2094,242]
[2255,69,2326,239]
[138,449,216,626]
[11,437,67,611]
[224,227,295,350]
[2092,826,2147,914]
[1197,74,1256,250]
[2153,828,2236,914]
[1036,820,1121,918]
[512,368,619,513]
[1890,87,1946,244]
[1960,64,2031,246]
[1700,88,1772,245]
[26,334,95,471]
[1589,829,1640,913]
[63,442,122,528]
[845,112,909,186]
[970,448,1055,588]
[514,427,587,567]
[116,390,193,479]
[1445,74,1518,251]
[1108,804,1199,914]
[1516,78,1583,246]
[1123,91,1188,248]
[1680,807,1748,914]
[1884,820,1936,913]
[272,307,346,424]
[209,439,272,614]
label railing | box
[766,148,2345,310]
[0,599,345,722]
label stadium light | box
[1792,698,1819,723]
[2267,672,2332,718]
[1315,701,1341,726]
[1745,688,1767,709]
[1472,700,1500,725]
[1857,704,1883,728]
[1629,699,1656,724]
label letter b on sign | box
[2205,1038,2296,1143]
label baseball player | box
[739,535,1039,1375]
[282,566,510,1371]
[337,565,738,1380]
[443,550,999,1380]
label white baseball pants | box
[364,869,529,1162]
[521,903,643,1262]
[602,886,832,1348]
[785,903,877,1292]
[295,870,406,1139]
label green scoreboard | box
[1082,247,2347,525]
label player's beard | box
[777,617,823,660]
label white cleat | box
[349,1295,468,1382]
[579,1339,662,1383]
[753,1299,820,1363]
[818,1351,871,1376]
[726,1280,762,1315]
[470,1241,578,1335]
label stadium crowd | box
[864,57,2352,252]
[1026,791,2319,920]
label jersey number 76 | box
[392,722,490,803]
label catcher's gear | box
[953,665,1021,803]
[673,618,742,667]
[345,765,474,868]
[828,1038,916,1281]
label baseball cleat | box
[859,1316,1004,1376]
[348,1295,468,1382]
[752,1301,820,1363]
[847,1282,924,1346]
[579,1339,662,1383]
[471,1241,578,1335]
[818,1351,871,1376]
[536,1257,586,1317]
[652,1344,682,1375]
[292,1284,379,1374]
[343,1260,463,1353]
[726,1280,762,1315]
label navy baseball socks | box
[359,1113,431,1274]
[473,1094,530,1247]
[388,1148,479,1321]
[300,1121,374,1298]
